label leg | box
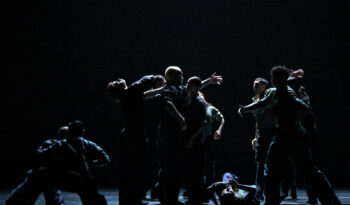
[290,129,341,205]
[263,139,289,205]
[291,148,340,205]
[6,169,45,205]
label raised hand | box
[209,72,223,85]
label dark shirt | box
[38,137,110,174]
[251,86,309,130]
[121,75,157,131]
[184,95,206,144]
[159,85,189,131]
[252,88,277,129]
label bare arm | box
[216,117,225,138]
[238,88,276,118]
[165,100,187,131]
[200,72,223,90]
[143,86,165,100]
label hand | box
[209,72,223,85]
[289,69,304,79]
[251,138,257,151]
[214,130,221,140]
[237,105,245,119]
[228,176,238,187]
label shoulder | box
[195,96,206,107]
[265,87,276,93]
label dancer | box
[6,126,68,205]
[238,66,341,205]
[7,120,110,205]
[183,77,207,205]
[157,66,223,204]
[207,173,259,205]
[198,91,225,202]
[250,78,277,200]
[107,75,166,205]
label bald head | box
[56,126,68,140]
[165,66,183,86]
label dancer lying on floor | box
[207,173,259,205]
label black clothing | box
[183,95,207,204]
[252,87,340,205]
[7,137,109,205]
[7,139,65,205]
[39,137,110,173]
[143,96,162,198]
[254,126,276,198]
[118,76,156,205]
[158,84,188,204]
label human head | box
[153,75,166,89]
[164,66,183,86]
[186,76,202,98]
[270,65,290,88]
[106,79,127,103]
[56,126,68,140]
[68,120,85,138]
[253,77,268,95]
[220,186,236,205]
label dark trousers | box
[263,127,340,205]
[280,157,297,198]
[159,127,185,204]
[255,127,276,196]
[144,131,161,198]
[185,143,205,205]
[202,136,217,188]
[118,129,147,205]
[7,169,65,205]
[6,168,106,205]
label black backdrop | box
[2,0,350,188]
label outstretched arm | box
[144,86,165,99]
[238,88,276,119]
[200,72,223,90]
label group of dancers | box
[6,65,342,205]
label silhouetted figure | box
[143,75,166,199]
[238,66,341,205]
[107,75,165,205]
[183,77,207,205]
[198,91,225,203]
[156,66,223,205]
[250,78,277,200]
[285,69,319,204]
[6,126,68,205]
[207,173,259,205]
[7,121,110,205]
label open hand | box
[209,72,223,85]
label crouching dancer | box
[6,120,110,205]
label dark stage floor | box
[1,188,349,204]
